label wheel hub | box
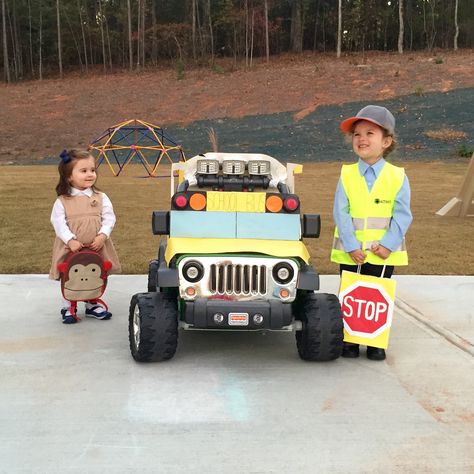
[133,305,141,349]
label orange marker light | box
[266,195,283,213]
[279,288,290,299]
[185,287,196,296]
[189,193,207,211]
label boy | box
[331,105,413,360]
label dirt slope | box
[0,50,473,164]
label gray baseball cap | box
[340,105,395,135]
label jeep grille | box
[210,263,267,296]
[178,256,299,301]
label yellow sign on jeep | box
[206,191,266,213]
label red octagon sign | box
[339,281,394,338]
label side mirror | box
[152,211,170,235]
[301,214,320,238]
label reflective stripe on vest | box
[332,236,406,252]
[331,162,408,266]
[351,217,390,231]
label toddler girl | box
[49,149,121,324]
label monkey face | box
[63,263,104,300]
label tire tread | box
[295,292,343,361]
[129,292,178,362]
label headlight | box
[222,160,245,175]
[182,261,204,282]
[272,262,294,284]
[248,160,271,175]
[197,159,219,174]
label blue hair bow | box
[59,149,71,164]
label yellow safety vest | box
[331,162,408,266]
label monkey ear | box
[103,261,112,272]
[58,262,67,273]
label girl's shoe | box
[85,302,112,320]
[61,308,78,324]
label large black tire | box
[129,292,178,362]
[295,292,344,361]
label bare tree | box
[398,0,404,54]
[38,0,42,80]
[428,0,437,51]
[290,0,303,53]
[250,6,254,66]
[78,0,88,72]
[141,0,145,67]
[245,0,248,66]
[127,0,132,69]
[2,0,10,82]
[196,0,204,57]
[10,0,22,79]
[98,0,107,72]
[191,0,196,60]
[151,0,157,65]
[233,23,237,66]
[337,0,341,57]
[64,7,83,69]
[105,12,113,71]
[454,0,459,50]
[56,0,63,78]
[264,0,269,62]
[136,0,141,69]
[87,9,93,66]
[28,0,34,76]
[207,0,214,63]
[313,0,320,52]
[423,0,437,51]
[137,0,145,69]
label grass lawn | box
[0,162,472,275]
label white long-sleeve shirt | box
[50,187,116,244]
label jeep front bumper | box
[183,298,293,330]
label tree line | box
[1,0,473,82]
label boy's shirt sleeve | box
[333,178,361,253]
[380,175,413,251]
[99,193,117,238]
[51,198,76,245]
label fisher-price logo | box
[339,281,394,338]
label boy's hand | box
[89,233,107,252]
[371,243,391,259]
[349,249,366,265]
[68,239,83,253]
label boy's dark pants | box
[339,263,394,279]
[339,263,395,359]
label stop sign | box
[339,281,394,338]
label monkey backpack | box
[57,250,112,320]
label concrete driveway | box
[1,275,473,473]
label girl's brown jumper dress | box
[49,192,121,279]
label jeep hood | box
[165,237,310,264]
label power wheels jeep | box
[129,153,343,362]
